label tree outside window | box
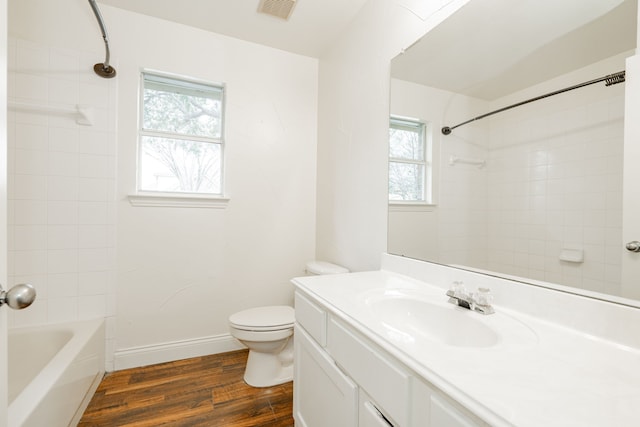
[139,72,225,195]
[389,117,430,203]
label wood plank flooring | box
[79,350,294,427]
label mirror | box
[388,0,638,301]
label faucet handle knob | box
[474,287,493,306]
[449,281,468,296]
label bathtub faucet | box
[446,281,494,315]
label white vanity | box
[292,254,640,427]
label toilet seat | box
[229,305,294,332]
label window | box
[388,117,431,203]
[139,72,225,196]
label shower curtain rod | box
[441,70,626,135]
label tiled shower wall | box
[485,65,625,296]
[6,38,117,368]
[437,122,489,268]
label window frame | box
[388,116,432,205]
[135,70,227,204]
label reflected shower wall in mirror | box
[388,0,638,300]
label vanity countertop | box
[292,270,640,427]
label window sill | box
[128,192,230,208]
[389,202,435,212]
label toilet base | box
[243,337,294,387]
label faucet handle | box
[473,287,493,307]
[449,281,467,296]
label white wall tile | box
[48,225,79,249]
[14,225,47,250]
[48,272,79,297]
[47,297,78,323]
[13,250,47,275]
[48,151,79,176]
[79,153,109,178]
[78,295,107,319]
[78,201,108,224]
[49,127,79,152]
[13,200,47,225]
[79,82,109,108]
[78,225,108,248]
[48,47,80,80]
[79,271,108,295]
[78,178,108,201]
[15,123,48,150]
[14,73,48,102]
[78,130,108,155]
[47,175,79,201]
[79,248,109,272]
[13,174,47,200]
[14,148,47,175]
[15,39,49,74]
[48,78,79,105]
[47,249,79,274]
[47,201,79,224]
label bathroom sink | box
[369,296,500,348]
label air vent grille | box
[258,0,297,20]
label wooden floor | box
[79,350,294,427]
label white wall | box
[110,7,318,368]
[316,0,470,272]
[9,0,318,370]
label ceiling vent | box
[257,0,297,20]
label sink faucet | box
[446,281,495,315]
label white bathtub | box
[8,319,105,427]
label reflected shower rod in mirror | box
[441,70,625,135]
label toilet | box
[228,260,349,387]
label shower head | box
[88,0,116,78]
[94,63,116,79]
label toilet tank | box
[305,261,349,275]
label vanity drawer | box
[295,291,327,346]
[327,316,410,426]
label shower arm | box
[441,70,625,135]
[88,0,116,78]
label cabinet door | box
[327,316,410,426]
[294,325,358,427]
[430,395,480,427]
[361,401,395,427]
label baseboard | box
[114,333,245,371]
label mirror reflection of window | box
[388,117,432,204]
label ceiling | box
[97,0,369,58]
[391,0,638,100]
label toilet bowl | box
[228,261,348,387]
[229,305,295,387]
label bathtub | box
[8,318,105,427]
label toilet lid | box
[229,305,295,331]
